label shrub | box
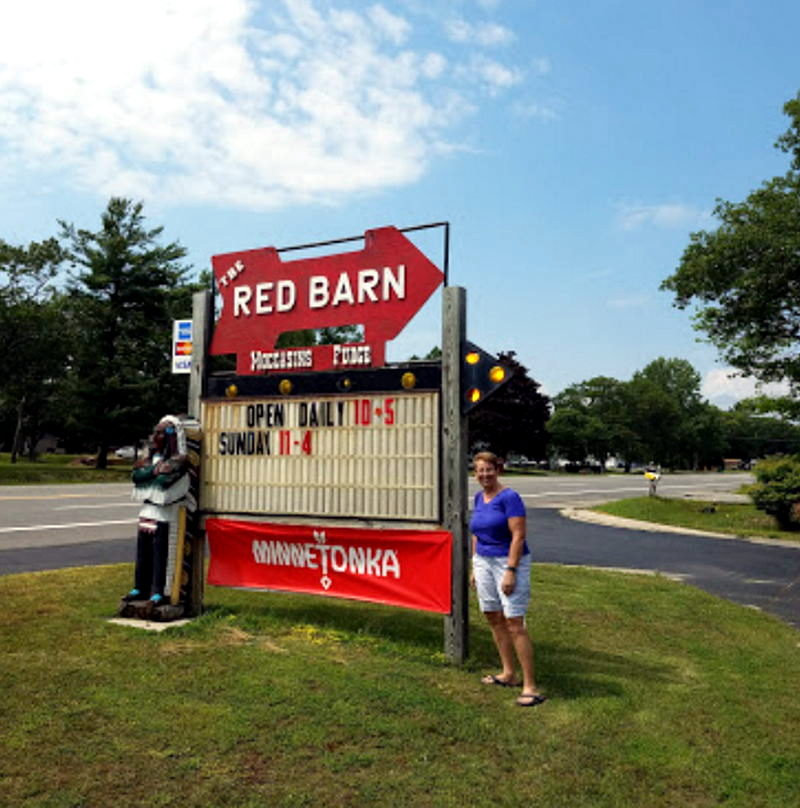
[746,454,800,530]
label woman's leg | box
[506,616,539,695]
[484,610,518,681]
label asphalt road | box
[500,470,755,507]
[2,473,799,630]
[532,508,800,630]
[0,472,749,557]
[0,483,134,574]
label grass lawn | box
[593,497,800,543]
[2,563,799,807]
[0,453,131,485]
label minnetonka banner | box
[206,518,452,614]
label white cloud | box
[445,18,514,46]
[0,0,527,210]
[368,4,412,44]
[701,368,792,405]
[467,56,523,94]
[420,53,448,79]
[513,101,559,121]
[616,202,713,231]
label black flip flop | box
[516,693,547,707]
[481,674,521,687]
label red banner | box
[206,518,452,614]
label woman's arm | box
[506,516,526,568]
[501,515,526,595]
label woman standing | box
[470,451,545,707]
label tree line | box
[546,358,800,470]
[0,199,200,466]
[467,356,800,472]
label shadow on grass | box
[465,621,678,700]
[540,643,676,700]
[202,593,445,651]
[203,591,676,702]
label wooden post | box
[442,286,469,664]
[186,290,210,616]
[188,290,211,419]
[169,507,187,606]
[183,421,205,618]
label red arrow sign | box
[209,227,444,374]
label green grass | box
[0,453,131,485]
[2,564,799,807]
[594,497,800,543]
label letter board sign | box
[200,390,440,522]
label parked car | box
[114,446,137,459]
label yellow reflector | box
[278,379,293,395]
[401,372,417,389]
[465,351,480,365]
[339,377,353,391]
[466,387,481,403]
[489,365,506,384]
[225,384,238,398]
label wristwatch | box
[505,565,517,572]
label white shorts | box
[473,553,532,618]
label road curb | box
[561,507,800,550]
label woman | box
[470,451,545,707]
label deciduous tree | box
[723,399,800,459]
[0,238,68,460]
[628,358,720,469]
[549,359,726,470]
[662,93,800,387]
[468,351,550,460]
[549,376,639,469]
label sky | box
[2,0,799,407]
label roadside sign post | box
[441,286,469,662]
[188,290,211,419]
[185,224,508,663]
[184,290,213,616]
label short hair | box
[473,451,500,469]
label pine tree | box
[61,198,192,467]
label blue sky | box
[2,0,798,405]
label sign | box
[461,341,511,413]
[200,390,440,521]
[209,227,444,375]
[206,518,452,614]
[172,319,192,374]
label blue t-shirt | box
[470,487,528,557]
